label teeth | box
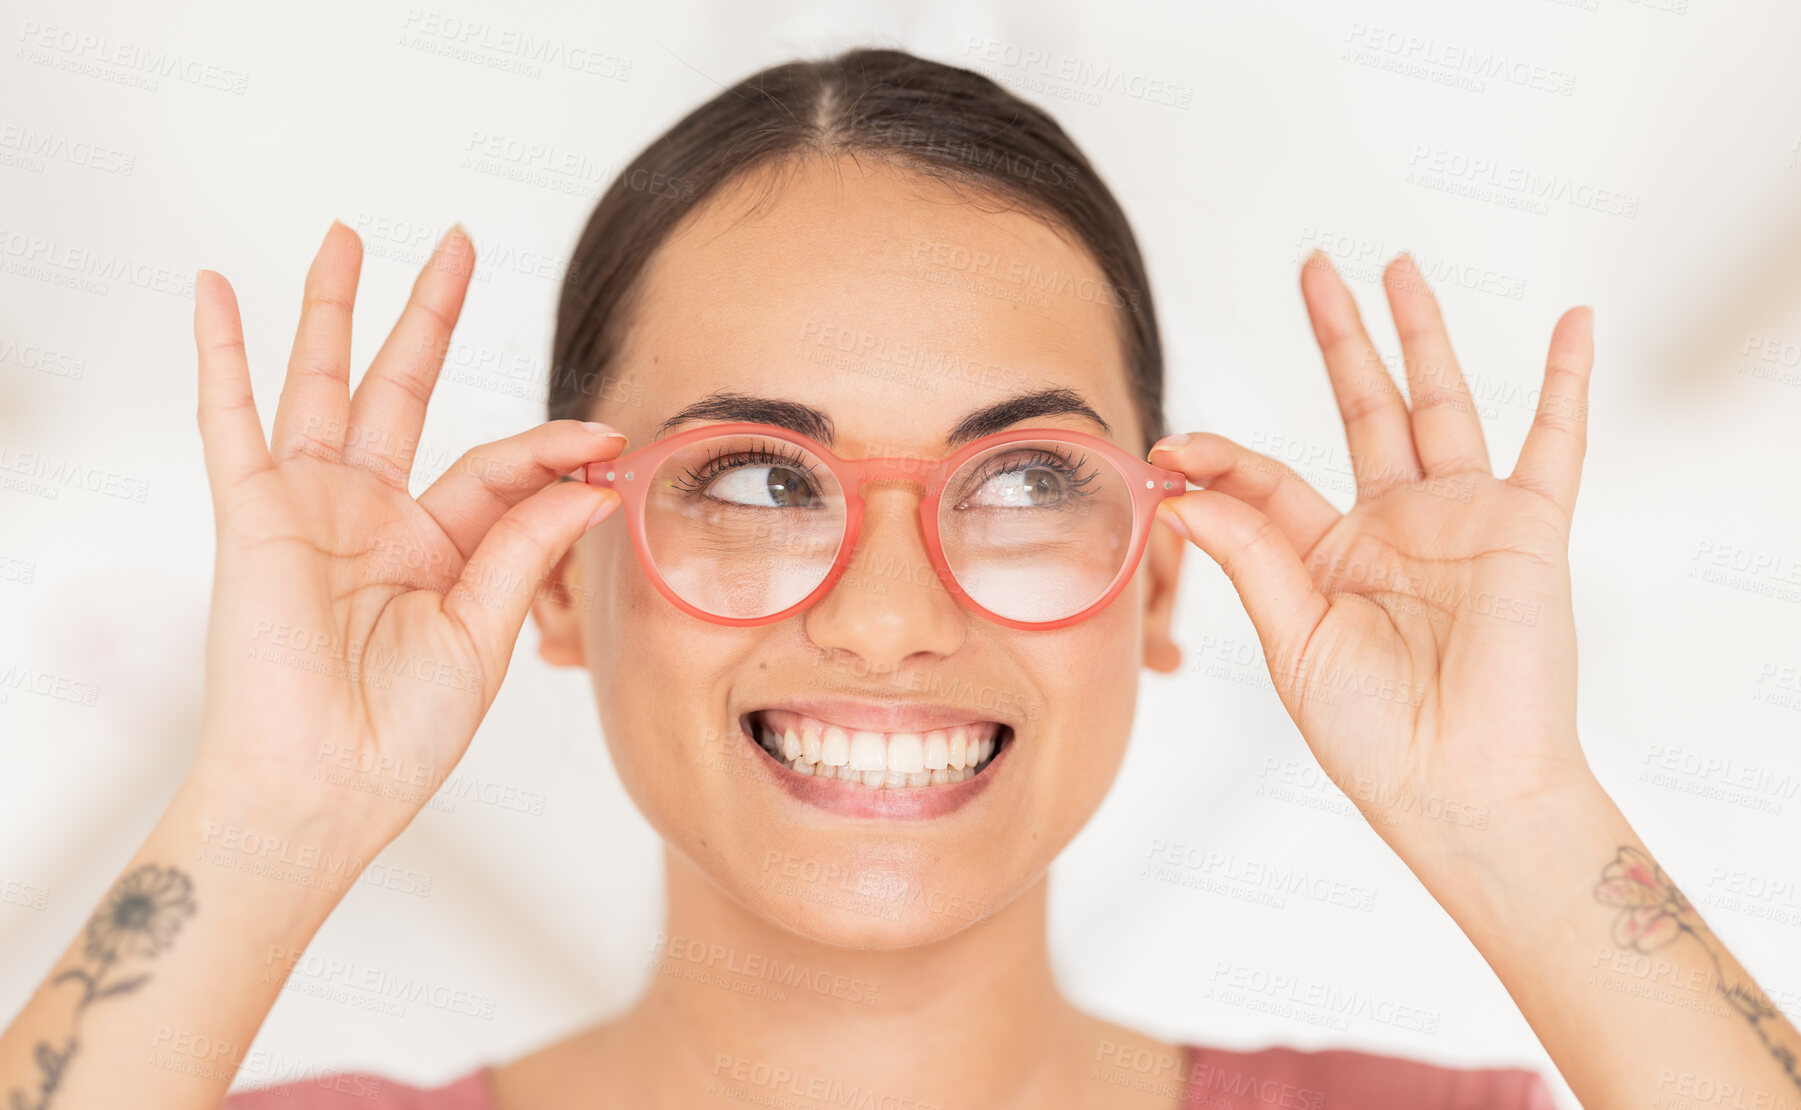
[748,712,1005,790]
[848,731,887,771]
[887,732,925,774]
[924,731,949,770]
[821,727,850,767]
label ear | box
[529,536,589,668]
[1140,515,1184,673]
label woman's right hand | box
[190,220,625,853]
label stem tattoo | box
[5,864,197,1110]
[1594,846,1800,1094]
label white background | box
[4,1,1801,1107]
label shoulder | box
[223,1065,496,1110]
[1180,1043,1556,1110]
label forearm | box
[1411,769,1800,1110]
[0,769,371,1109]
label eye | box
[706,464,819,508]
[956,449,1097,510]
[964,464,1068,508]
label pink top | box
[223,1043,1554,1109]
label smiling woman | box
[2,46,1797,1110]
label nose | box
[802,480,966,671]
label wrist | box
[1399,764,1627,941]
[178,751,400,864]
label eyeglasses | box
[579,421,1187,630]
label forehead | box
[614,154,1140,453]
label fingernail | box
[1156,503,1190,540]
[581,421,626,441]
[587,491,621,530]
[1150,433,1190,455]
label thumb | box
[1157,490,1330,685]
[443,481,619,690]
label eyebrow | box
[652,387,1112,450]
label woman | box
[3,48,1796,1110]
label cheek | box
[580,533,706,789]
[1016,599,1145,815]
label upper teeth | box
[751,709,1002,788]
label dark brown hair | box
[549,47,1165,446]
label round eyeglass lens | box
[643,433,846,619]
[937,439,1134,622]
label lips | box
[745,707,1006,788]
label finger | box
[271,221,362,461]
[1301,251,1422,494]
[1156,492,1331,685]
[442,480,620,684]
[344,225,476,483]
[1383,254,1490,475]
[1149,432,1341,560]
[1509,307,1595,519]
[194,270,274,500]
[417,420,630,559]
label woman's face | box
[535,154,1184,947]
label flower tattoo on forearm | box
[1594,846,1799,1093]
[5,864,197,1110]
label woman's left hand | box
[1151,251,1596,868]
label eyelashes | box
[668,440,1099,507]
[952,448,1100,508]
[670,440,821,495]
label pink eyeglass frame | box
[579,421,1189,631]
